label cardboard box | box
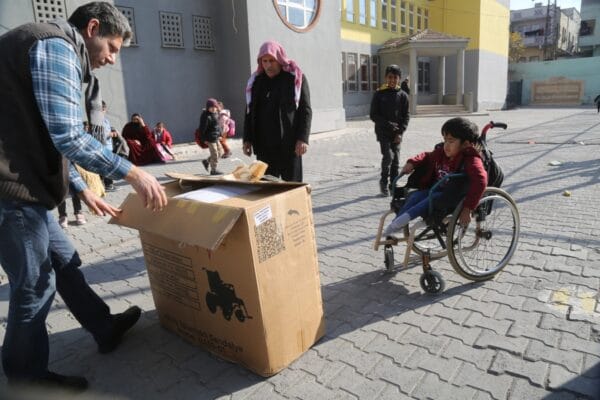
[111,173,325,376]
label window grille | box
[32,0,66,23]
[159,11,184,48]
[116,6,138,46]
[192,15,214,50]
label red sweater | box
[408,145,487,209]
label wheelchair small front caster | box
[384,244,394,271]
[419,270,445,294]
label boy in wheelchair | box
[383,117,487,237]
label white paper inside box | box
[110,175,325,376]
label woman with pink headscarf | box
[243,40,312,182]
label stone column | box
[409,47,417,115]
[456,48,464,105]
[437,55,445,104]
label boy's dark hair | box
[384,64,401,77]
[68,1,132,46]
[441,117,479,143]
[131,113,141,119]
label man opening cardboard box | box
[111,171,325,376]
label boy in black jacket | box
[370,64,410,196]
[199,98,223,175]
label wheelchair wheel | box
[384,245,394,271]
[404,222,448,260]
[419,270,445,294]
[447,187,520,281]
[235,309,246,322]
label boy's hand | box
[459,207,472,226]
[393,134,402,144]
[401,163,414,175]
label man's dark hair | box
[441,117,479,143]
[68,1,132,46]
[131,113,141,120]
[384,64,402,77]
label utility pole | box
[543,0,550,60]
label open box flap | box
[110,193,243,251]
[166,172,307,189]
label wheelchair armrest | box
[428,173,467,215]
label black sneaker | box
[97,306,142,354]
[202,159,209,172]
[379,182,389,197]
[105,184,118,192]
[210,169,224,176]
[10,371,89,392]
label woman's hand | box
[295,140,308,156]
[243,141,253,156]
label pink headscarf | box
[245,40,303,110]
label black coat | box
[198,110,221,143]
[243,71,312,157]
[370,87,410,142]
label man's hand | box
[393,134,402,144]
[78,188,121,217]
[243,141,253,156]
[295,140,308,156]
[124,166,167,211]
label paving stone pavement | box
[1,107,599,399]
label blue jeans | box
[0,200,111,380]
[397,189,444,220]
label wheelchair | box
[205,269,252,322]
[373,121,520,294]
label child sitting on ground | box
[383,117,487,236]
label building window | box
[371,55,379,91]
[381,0,388,30]
[359,0,366,24]
[275,0,321,32]
[347,53,358,91]
[369,0,377,27]
[518,56,526,63]
[390,0,397,32]
[32,0,66,23]
[418,60,430,92]
[341,52,347,92]
[159,11,184,48]
[400,1,407,33]
[359,54,370,91]
[424,8,429,29]
[346,0,354,22]
[529,56,539,61]
[408,3,414,35]
[116,6,138,46]
[580,19,595,36]
[192,15,214,50]
[416,7,422,32]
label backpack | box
[482,148,503,188]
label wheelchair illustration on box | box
[205,269,252,322]
[373,121,520,294]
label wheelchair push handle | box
[481,121,507,142]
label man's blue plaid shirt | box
[30,37,132,192]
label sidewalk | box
[1,107,599,399]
